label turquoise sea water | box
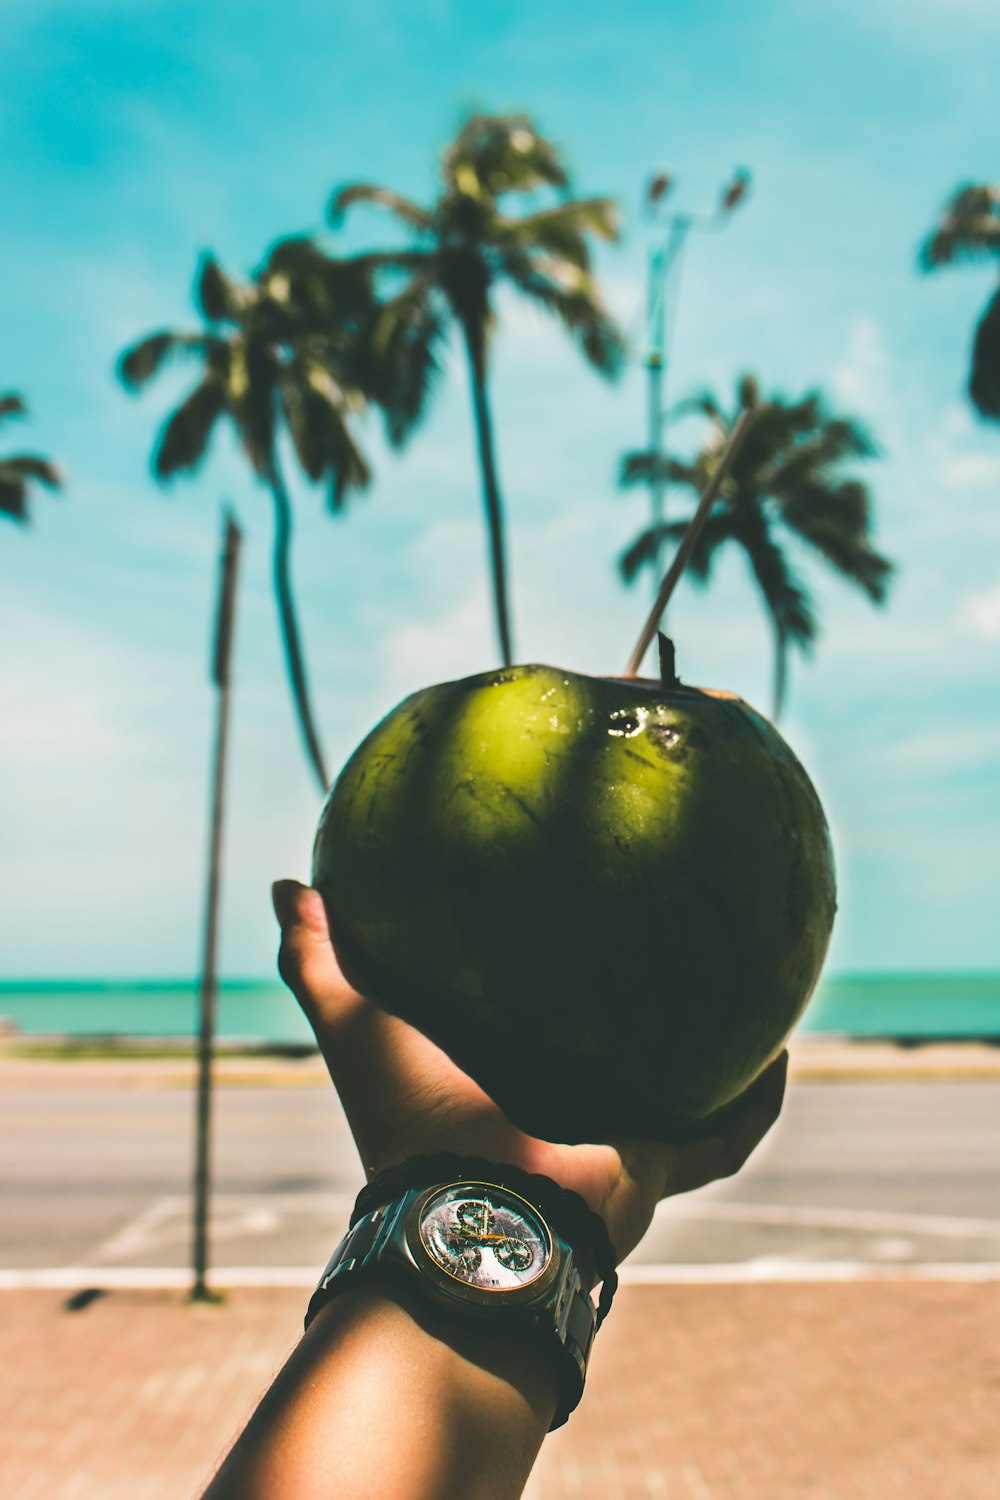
[1,973,998,1043]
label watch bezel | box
[404,1180,561,1308]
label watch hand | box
[455,1232,526,1245]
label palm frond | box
[669,388,726,427]
[496,198,619,267]
[117,331,208,390]
[764,425,878,497]
[618,450,696,490]
[280,363,347,482]
[260,235,328,276]
[618,522,673,582]
[780,478,871,538]
[355,250,435,292]
[0,450,62,522]
[783,483,893,601]
[196,255,248,323]
[445,113,569,200]
[743,522,816,650]
[919,183,1000,270]
[672,511,732,583]
[229,338,282,473]
[328,426,373,510]
[500,249,625,376]
[619,373,892,712]
[0,392,27,427]
[619,513,729,584]
[259,239,377,336]
[814,533,893,603]
[153,378,227,478]
[0,469,28,522]
[969,283,1000,419]
[368,283,447,446]
[281,361,372,503]
[821,414,879,459]
[0,454,62,488]
[329,183,431,230]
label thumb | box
[272,879,361,1027]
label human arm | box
[201,880,787,1500]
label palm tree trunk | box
[461,325,514,667]
[266,452,330,793]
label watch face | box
[415,1183,553,1295]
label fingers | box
[271,877,509,1175]
[272,879,365,1033]
[660,1049,789,1198]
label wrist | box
[310,1274,560,1428]
[204,1275,555,1500]
[353,1152,618,1327]
[308,1164,610,1428]
[305,1278,556,1499]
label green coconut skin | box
[312,663,836,1145]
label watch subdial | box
[445,1236,483,1276]
[494,1237,532,1272]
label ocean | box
[0,972,998,1044]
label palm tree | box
[118,242,409,794]
[619,376,894,719]
[330,111,626,666]
[920,182,1000,419]
[0,393,62,523]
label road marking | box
[0,1261,999,1291]
[619,1260,1000,1283]
[82,1192,356,1263]
[664,1201,1000,1239]
[0,1266,320,1290]
[86,1196,182,1262]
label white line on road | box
[664,1201,1000,1239]
[87,1194,1000,1251]
[619,1260,1000,1283]
[0,1266,319,1290]
[85,1196,182,1263]
[1,1261,999,1291]
[82,1192,358,1264]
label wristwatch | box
[305,1177,598,1428]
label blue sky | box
[2,0,998,979]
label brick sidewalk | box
[1,1282,996,1499]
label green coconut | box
[312,642,836,1144]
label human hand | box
[273,878,787,1266]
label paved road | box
[2,1075,998,1273]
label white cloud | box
[832,317,894,425]
[941,402,977,440]
[379,590,495,701]
[868,722,1000,776]
[958,580,1000,641]
[0,599,201,833]
[490,269,645,375]
[937,452,1000,491]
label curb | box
[2,1261,999,1292]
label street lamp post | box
[643,166,752,540]
[191,510,242,1304]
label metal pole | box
[641,167,750,600]
[192,510,242,1303]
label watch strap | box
[353,1153,619,1328]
